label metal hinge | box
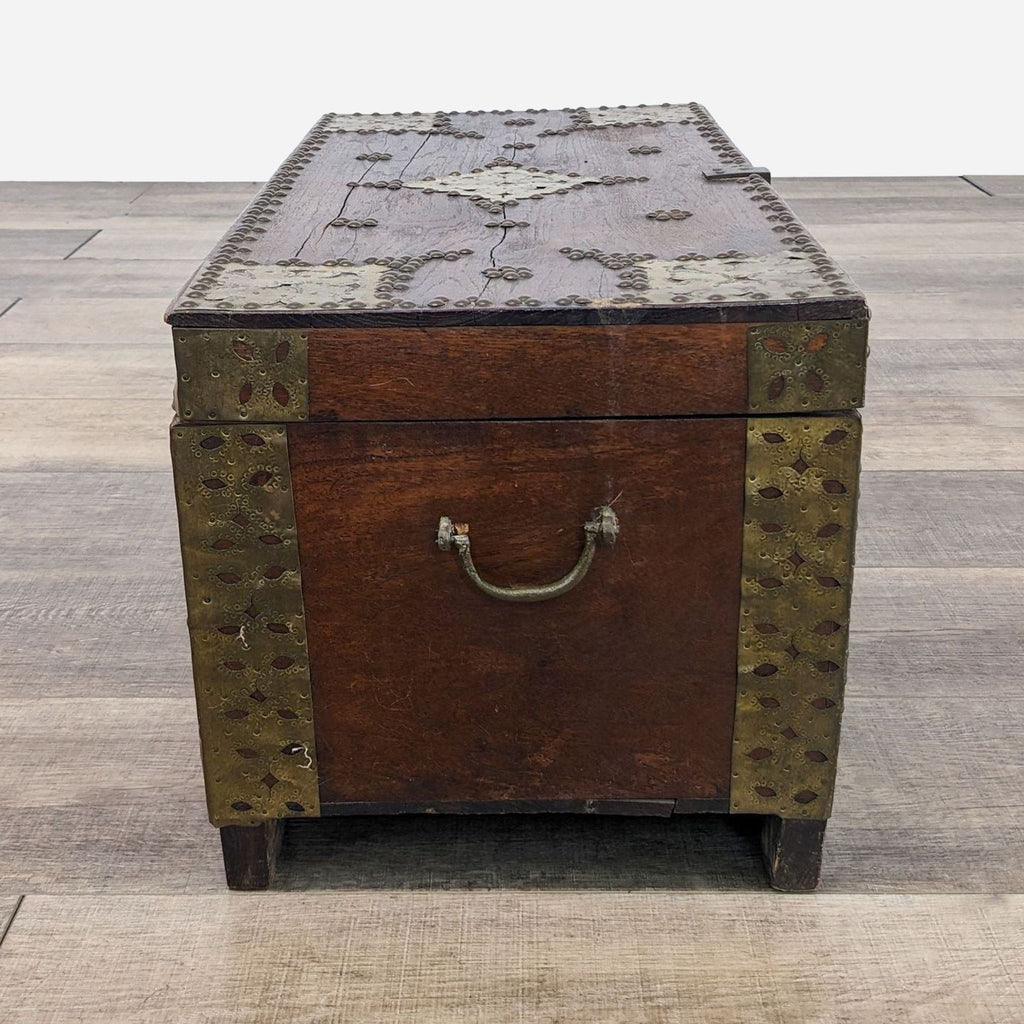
[703,165,772,184]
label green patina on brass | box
[731,414,861,818]
[173,328,309,423]
[747,319,867,414]
[170,422,319,827]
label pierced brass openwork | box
[171,422,319,826]
[731,414,861,818]
[747,319,867,414]
[173,329,309,423]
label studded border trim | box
[748,320,868,413]
[171,423,319,827]
[731,414,861,818]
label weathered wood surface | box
[1,178,1023,1019]
[0,894,1022,1023]
[166,107,866,327]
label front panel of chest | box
[170,413,860,824]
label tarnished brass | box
[174,329,309,423]
[747,320,867,413]
[170,422,319,826]
[436,506,619,603]
[731,415,861,818]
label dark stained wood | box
[308,323,748,420]
[761,816,827,892]
[166,106,866,328]
[321,799,688,817]
[289,417,747,806]
[219,821,282,890]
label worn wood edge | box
[165,296,869,330]
[319,798,727,817]
[761,816,827,892]
[219,821,282,890]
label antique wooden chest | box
[167,104,867,891]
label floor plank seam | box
[961,175,995,197]
[128,184,155,205]
[62,229,103,260]
[0,895,25,951]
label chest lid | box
[168,104,868,422]
[167,103,865,328]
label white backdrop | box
[4,1,1020,180]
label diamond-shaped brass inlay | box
[403,166,611,204]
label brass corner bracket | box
[747,319,868,414]
[174,329,309,423]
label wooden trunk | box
[167,104,868,892]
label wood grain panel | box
[0,894,1021,1023]
[857,472,1024,566]
[308,323,747,419]
[290,418,746,805]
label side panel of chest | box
[288,418,748,806]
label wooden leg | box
[219,820,283,890]
[761,816,827,892]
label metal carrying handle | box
[435,506,619,603]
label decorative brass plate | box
[170,422,319,826]
[731,414,861,818]
[747,320,867,413]
[174,329,309,423]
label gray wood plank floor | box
[0,179,1021,1022]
